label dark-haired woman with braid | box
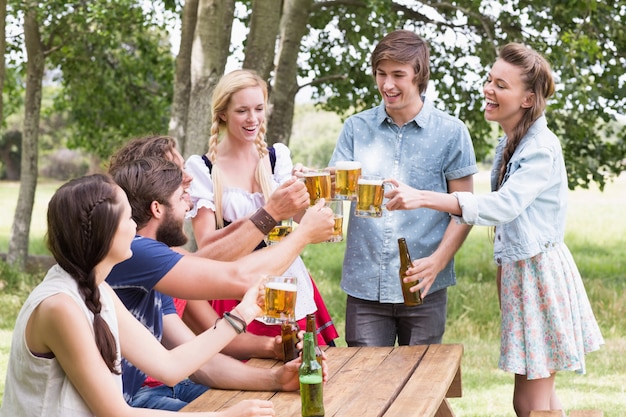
[1,174,275,416]
[384,43,603,417]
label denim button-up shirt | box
[454,116,568,265]
[330,100,478,303]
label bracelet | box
[249,207,278,235]
[223,311,247,334]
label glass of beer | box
[334,161,361,200]
[267,218,293,245]
[325,199,343,242]
[261,275,297,324]
[303,170,331,205]
[356,175,385,218]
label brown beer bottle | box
[305,313,323,366]
[398,237,422,306]
[281,320,300,363]
[299,331,325,417]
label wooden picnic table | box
[181,343,463,417]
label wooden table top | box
[181,343,463,417]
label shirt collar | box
[375,96,432,128]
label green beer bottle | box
[398,237,422,306]
[299,332,325,417]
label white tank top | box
[0,264,122,417]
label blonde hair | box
[208,69,273,228]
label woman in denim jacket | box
[385,43,604,417]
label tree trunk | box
[8,3,44,270]
[0,0,6,127]
[184,0,235,158]
[243,0,282,81]
[168,0,198,153]
[266,0,313,147]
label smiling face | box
[375,60,423,125]
[221,86,266,145]
[483,59,535,136]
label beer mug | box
[325,199,343,242]
[303,170,331,205]
[334,161,361,200]
[261,275,297,324]
[356,175,385,218]
[267,218,293,245]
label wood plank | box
[384,344,463,417]
[434,398,455,417]
[445,362,462,398]
[330,345,429,417]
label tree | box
[211,0,625,190]
[7,0,44,269]
[182,0,235,157]
[5,0,176,268]
[49,1,175,159]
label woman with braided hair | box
[185,69,338,346]
[384,43,604,416]
[1,174,275,416]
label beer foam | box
[336,161,361,170]
[266,281,297,292]
[304,170,330,176]
[358,177,383,185]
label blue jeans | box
[344,288,447,347]
[129,379,209,411]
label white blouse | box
[185,143,316,319]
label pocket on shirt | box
[408,157,444,191]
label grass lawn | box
[1,172,625,415]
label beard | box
[156,207,188,247]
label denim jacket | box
[454,116,568,264]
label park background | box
[1,106,625,416]
[1,1,625,415]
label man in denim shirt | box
[329,30,478,346]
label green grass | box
[1,174,625,415]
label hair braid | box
[47,174,123,374]
[208,118,225,228]
[255,127,273,202]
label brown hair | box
[46,174,123,374]
[111,157,183,229]
[108,135,179,176]
[371,30,431,95]
[207,69,273,228]
[496,43,555,187]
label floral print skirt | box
[499,242,604,380]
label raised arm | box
[399,176,474,298]
[158,199,335,300]
[182,299,282,360]
[192,177,309,261]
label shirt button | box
[497,235,501,241]
[496,258,501,264]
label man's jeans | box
[130,379,209,411]
[345,288,447,347]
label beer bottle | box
[305,313,323,366]
[398,237,422,306]
[300,331,325,417]
[281,320,300,363]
